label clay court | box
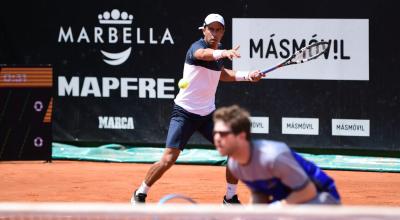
[1,160,399,206]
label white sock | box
[225,183,238,200]
[136,181,150,195]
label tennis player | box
[213,105,341,205]
[131,13,264,205]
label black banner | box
[1,0,399,151]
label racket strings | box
[292,43,328,63]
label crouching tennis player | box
[213,105,341,205]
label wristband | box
[212,50,225,60]
[235,71,250,81]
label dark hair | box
[213,105,251,141]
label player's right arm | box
[250,191,272,204]
[220,68,263,82]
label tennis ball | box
[178,79,189,89]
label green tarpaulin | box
[52,142,400,172]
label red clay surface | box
[1,160,400,206]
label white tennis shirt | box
[174,38,224,116]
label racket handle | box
[262,65,281,75]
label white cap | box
[198,13,225,30]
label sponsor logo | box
[250,117,269,134]
[282,117,319,135]
[332,119,370,136]
[57,9,174,66]
[98,116,135,129]
[232,18,369,80]
[58,76,175,99]
[33,101,44,112]
[33,137,44,147]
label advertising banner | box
[233,19,369,80]
[1,0,399,151]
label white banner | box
[332,119,370,136]
[282,117,319,135]
[250,117,269,134]
[232,18,369,80]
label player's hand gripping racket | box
[261,41,329,76]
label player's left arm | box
[220,68,263,82]
[193,46,241,61]
[272,153,318,204]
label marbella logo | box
[98,9,133,65]
[57,9,174,66]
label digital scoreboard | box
[0,66,52,161]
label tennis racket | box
[261,41,329,75]
[158,194,197,204]
[153,194,197,220]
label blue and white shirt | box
[228,140,340,202]
[174,39,224,116]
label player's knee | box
[160,153,178,169]
[159,157,176,169]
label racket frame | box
[261,41,329,75]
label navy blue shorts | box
[165,104,214,150]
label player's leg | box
[306,192,341,205]
[223,165,241,204]
[131,104,196,204]
[198,114,241,205]
[132,147,181,204]
[131,147,181,204]
[143,147,181,186]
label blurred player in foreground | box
[131,13,264,205]
[213,105,341,205]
